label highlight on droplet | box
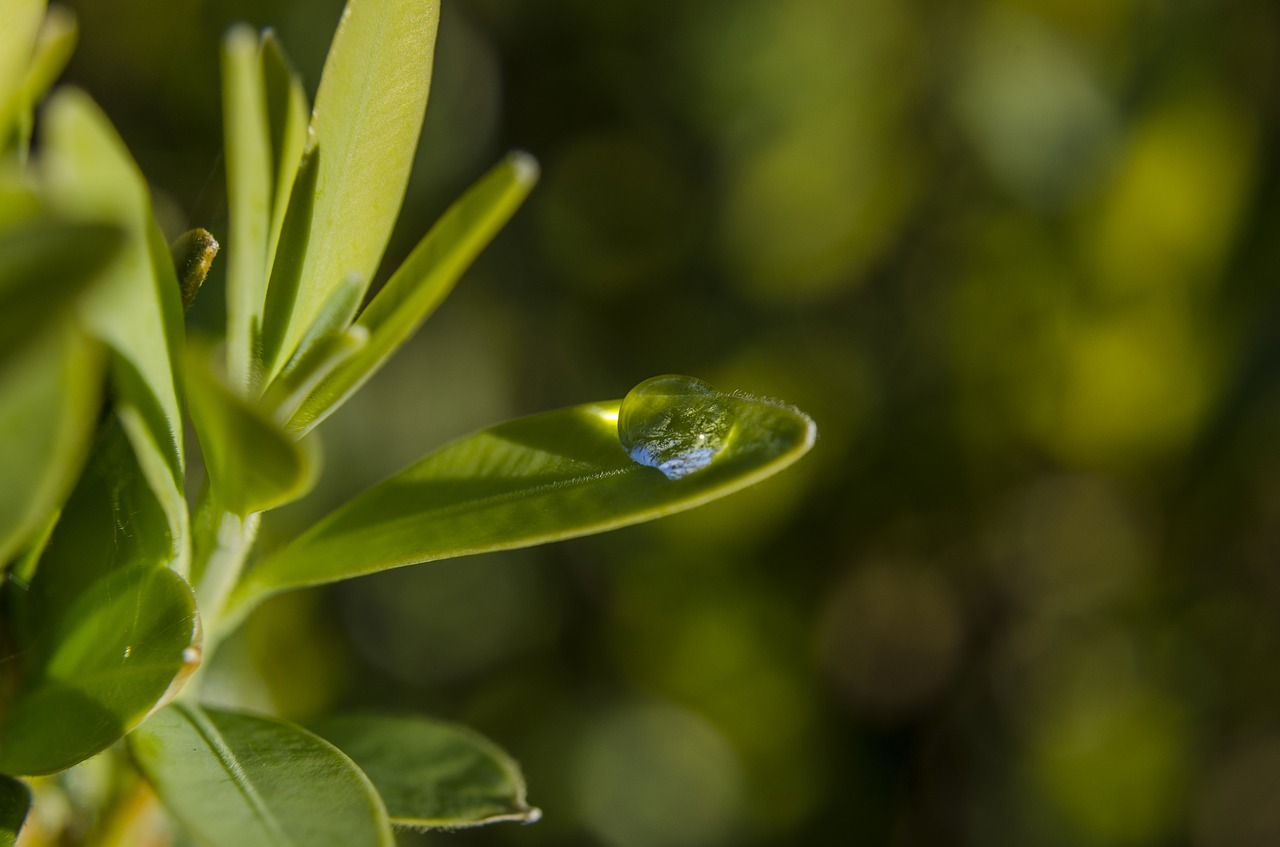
[617,375,733,480]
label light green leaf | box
[257,144,320,384]
[41,88,189,572]
[0,0,44,153]
[0,564,199,776]
[279,0,440,366]
[221,24,273,392]
[3,5,76,161]
[284,151,538,435]
[313,715,540,829]
[230,378,815,612]
[0,322,103,570]
[260,30,309,269]
[184,340,316,517]
[130,704,394,847]
[0,776,30,847]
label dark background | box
[53,0,1280,844]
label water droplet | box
[618,375,732,479]
[122,645,132,659]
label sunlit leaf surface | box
[279,0,439,365]
[130,704,394,847]
[231,379,815,613]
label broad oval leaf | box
[0,776,30,847]
[130,704,394,847]
[230,379,815,614]
[284,151,538,435]
[0,423,200,776]
[0,566,198,776]
[184,340,316,517]
[312,715,539,829]
[279,0,440,366]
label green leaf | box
[221,24,274,392]
[0,217,121,361]
[0,322,103,570]
[284,152,538,435]
[2,5,76,161]
[312,715,540,829]
[278,0,440,367]
[0,776,30,847]
[257,144,320,384]
[0,0,44,153]
[41,88,189,573]
[130,704,394,847]
[259,30,309,269]
[0,564,199,776]
[184,340,316,517]
[0,424,200,776]
[230,378,815,612]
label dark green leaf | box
[229,379,815,612]
[278,0,440,366]
[0,776,30,847]
[284,152,538,435]
[130,704,394,847]
[313,715,540,829]
[0,561,198,775]
[0,422,199,776]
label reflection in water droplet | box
[618,375,733,479]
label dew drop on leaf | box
[618,375,733,479]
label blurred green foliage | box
[55,0,1280,843]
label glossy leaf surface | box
[184,341,315,516]
[313,715,539,829]
[0,425,200,776]
[0,776,29,847]
[232,381,815,611]
[130,704,394,847]
[285,151,537,435]
[280,0,440,363]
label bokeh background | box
[51,0,1280,844]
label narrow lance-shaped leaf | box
[41,89,189,573]
[222,24,273,392]
[130,704,394,847]
[259,30,309,268]
[277,0,440,367]
[313,715,540,830]
[4,5,77,161]
[284,151,538,435]
[229,376,815,616]
[257,144,320,385]
[0,776,30,846]
[0,0,44,155]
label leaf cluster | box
[0,0,814,843]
